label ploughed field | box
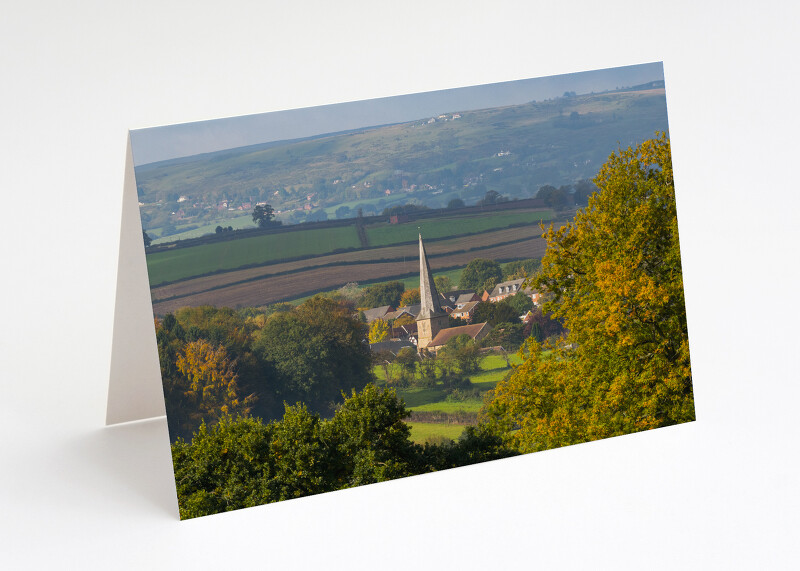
[147,208,558,315]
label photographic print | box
[131,62,694,519]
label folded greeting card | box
[108,62,694,519]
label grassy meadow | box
[375,353,524,444]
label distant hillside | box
[135,88,668,240]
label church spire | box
[417,233,444,319]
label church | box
[415,234,491,353]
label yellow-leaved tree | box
[482,133,694,453]
[171,339,255,438]
[368,318,389,344]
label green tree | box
[483,133,694,453]
[507,291,534,315]
[502,258,540,280]
[447,198,465,209]
[434,275,453,292]
[459,258,502,293]
[394,346,418,381]
[360,281,405,308]
[439,334,482,374]
[143,230,152,247]
[252,204,275,227]
[253,296,372,415]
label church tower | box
[415,234,449,351]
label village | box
[364,234,544,356]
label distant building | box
[415,235,451,351]
[484,278,541,304]
[389,214,409,224]
[362,305,394,323]
[426,322,492,352]
[451,300,480,322]
[415,234,490,352]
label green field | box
[364,210,553,247]
[146,225,361,285]
[151,214,255,244]
[145,206,547,286]
[407,422,466,444]
[377,352,522,411]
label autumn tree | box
[399,287,421,307]
[162,339,255,440]
[368,318,389,344]
[483,133,694,453]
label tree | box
[439,334,482,374]
[252,204,275,227]
[253,296,372,415]
[335,205,352,219]
[399,287,420,306]
[143,230,152,247]
[368,318,389,343]
[483,133,694,453]
[459,258,503,293]
[507,291,534,315]
[394,346,418,380]
[471,298,518,326]
[171,385,426,519]
[502,258,540,280]
[360,281,404,309]
[447,198,465,209]
[434,275,453,292]
[163,339,255,440]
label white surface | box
[1,1,798,569]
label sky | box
[130,62,664,167]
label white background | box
[2,1,798,569]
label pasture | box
[364,210,553,247]
[146,225,361,286]
[377,352,524,444]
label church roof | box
[428,322,491,348]
[417,234,446,320]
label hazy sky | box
[130,62,664,166]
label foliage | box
[439,334,483,374]
[252,204,275,227]
[447,198,465,209]
[502,258,540,280]
[459,258,503,293]
[481,322,526,352]
[394,346,418,380]
[483,133,694,453]
[434,275,453,292]
[173,385,421,519]
[368,318,389,344]
[360,280,405,308]
[143,230,152,248]
[253,296,372,416]
[506,291,534,315]
[399,287,421,306]
[471,299,518,326]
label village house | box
[483,278,542,305]
[450,300,480,322]
[362,305,394,323]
